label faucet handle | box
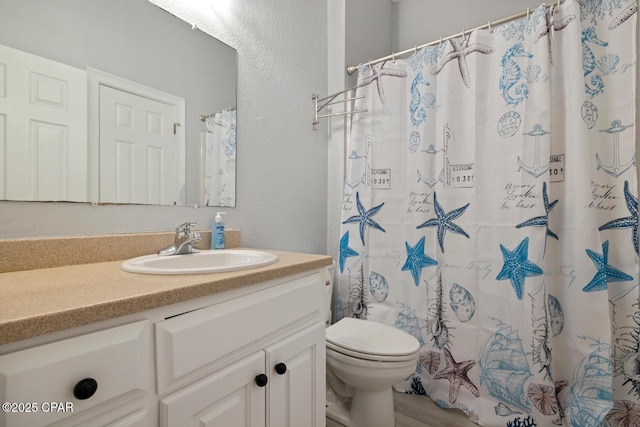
[176,221,197,236]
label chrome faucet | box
[158,222,202,256]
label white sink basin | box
[121,249,279,275]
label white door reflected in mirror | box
[99,85,183,205]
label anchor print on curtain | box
[335,0,638,426]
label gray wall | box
[0,0,328,255]
[392,0,555,51]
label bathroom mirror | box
[0,0,237,207]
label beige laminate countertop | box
[0,249,333,346]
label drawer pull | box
[275,363,287,375]
[254,374,268,387]
[73,378,98,400]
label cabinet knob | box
[275,363,287,375]
[255,374,268,387]
[73,378,98,400]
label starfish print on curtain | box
[583,240,634,292]
[433,348,480,404]
[609,3,637,30]
[496,237,543,300]
[598,181,638,255]
[431,36,494,88]
[515,182,559,254]
[338,231,359,273]
[356,61,407,105]
[416,192,470,253]
[342,192,386,246]
[401,236,438,286]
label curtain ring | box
[368,60,372,70]
[392,52,396,62]
[527,8,530,19]
[488,20,491,31]
[557,0,561,7]
[414,45,417,54]
[439,36,443,45]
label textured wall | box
[392,0,555,51]
[0,0,329,255]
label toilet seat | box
[327,342,418,362]
[326,318,419,362]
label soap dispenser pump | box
[212,212,227,249]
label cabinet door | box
[159,352,266,427]
[265,322,326,427]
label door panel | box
[99,85,177,205]
[0,43,87,201]
[159,352,266,427]
[266,323,326,427]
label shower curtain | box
[202,109,236,207]
[335,1,638,426]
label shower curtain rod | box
[346,0,565,75]
[199,107,236,121]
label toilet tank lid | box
[326,317,420,357]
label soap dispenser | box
[212,212,227,249]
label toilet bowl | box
[325,315,419,427]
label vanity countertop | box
[0,249,333,346]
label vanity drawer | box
[0,320,151,427]
[155,273,322,394]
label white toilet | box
[324,273,420,427]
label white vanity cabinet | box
[0,268,327,427]
[156,273,326,426]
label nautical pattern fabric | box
[335,1,638,426]
[203,109,236,207]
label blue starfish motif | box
[496,237,543,300]
[583,240,633,292]
[598,181,638,255]
[515,182,559,252]
[417,192,470,253]
[401,236,438,286]
[342,192,386,246]
[338,231,359,273]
